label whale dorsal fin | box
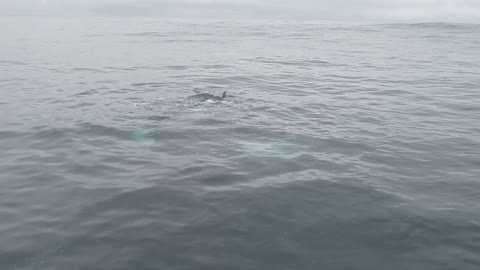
[222,90,227,99]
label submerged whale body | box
[189,90,227,102]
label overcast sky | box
[2,0,480,22]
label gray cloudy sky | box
[2,0,480,22]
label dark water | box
[1,18,480,269]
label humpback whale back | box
[189,90,227,102]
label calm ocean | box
[1,18,479,269]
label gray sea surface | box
[1,18,480,269]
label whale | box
[189,90,227,102]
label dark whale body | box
[189,90,227,102]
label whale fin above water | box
[189,90,227,102]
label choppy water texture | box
[1,18,480,270]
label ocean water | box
[1,18,480,269]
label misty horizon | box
[1,0,480,23]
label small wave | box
[205,169,326,191]
[101,65,187,71]
[163,65,189,71]
[106,66,137,71]
[200,64,230,69]
[123,32,166,37]
[323,74,363,80]
[96,80,117,84]
[72,67,106,73]
[65,102,96,109]
[28,126,77,147]
[247,57,338,67]
[76,122,132,141]
[163,39,220,44]
[0,130,27,139]
[130,66,163,71]
[199,76,253,85]
[176,165,245,186]
[67,162,129,177]
[29,124,132,144]
[379,22,480,30]
[410,22,476,29]
[131,82,168,88]
[83,34,106,37]
[193,118,230,126]
[0,60,27,66]
[245,31,272,37]
[72,89,99,97]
